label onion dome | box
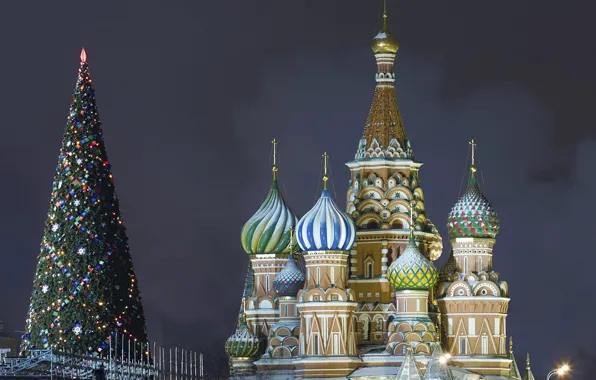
[225,315,262,359]
[372,8,399,54]
[446,140,500,239]
[387,226,438,291]
[273,253,305,297]
[438,250,459,282]
[296,153,356,252]
[241,139,298,254]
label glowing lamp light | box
[80,48,87,63]
[548,364,570,379]
[444,353,452,359]
[557,364,570,375]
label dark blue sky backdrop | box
[0,1,594,378]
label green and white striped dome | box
[241,179,298,254]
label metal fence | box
[0,344,204,380]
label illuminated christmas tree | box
[21,48,148,357]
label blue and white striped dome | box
[297,189,356,251]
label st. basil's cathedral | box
[224,7,535,380]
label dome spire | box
[382,0,388,32]
[322,152,329,190]
[469,138,477,179]
[272,138,279,180]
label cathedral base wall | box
[449,357,513,377]
[229,357,258,376]
[294,356,362,378]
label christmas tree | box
[21,49,148,357]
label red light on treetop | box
[80,48,87,63]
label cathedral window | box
[459,337,467,355]
[481,336,488,354]
[416,299,420,312]
[494,318,500,335]
[447,319,453,335]
[331,267,335,285]
[285,304,289,317]
[333,334,340,355]
[317,267,321,286]
[403,300,407,312]
[313,335,319,355]
[478,256,483,271]
[266,276,270,292]
[464,257,469,273]
[468,318,475,336]
[364,256,374,279]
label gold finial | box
[382,0,388,31]
[509,336,513,354]
[272,138,279,180]
[469,138,477,178]
[322,152,329,190]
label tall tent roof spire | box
[356,2,410,161]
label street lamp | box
[547,364,570,380]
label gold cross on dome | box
[469,138,477,166]
[469,138,478,177]
[272,138,278,179]
[322,152,329,190]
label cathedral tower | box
[256,228,305,371]
[386,210,439,356]
[294,153,361,378]
[225,263,262,376]
[345,4,443,344]
[436,140,511,376]
[240,140,298,342]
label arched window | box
[478,256,483,272]
[464,257,469,274]
[316,267,321,286]
[366,262,373,279]
[266,276,270,292]
[367,221,380,230]
[331,267,335,285]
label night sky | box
[0,1,594,378]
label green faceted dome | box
[225,316,262,359]
[447,176,500,239]
[387,231,438,291]
[241,179,298,255]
